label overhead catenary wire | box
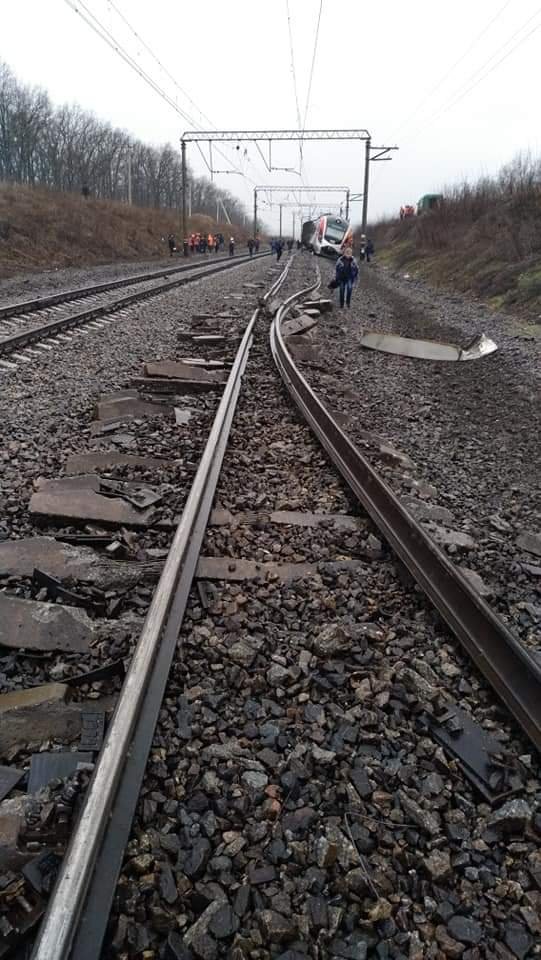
[107,1,272,189]
[63,0,269,201]
[299,0,324,180]
[406,6,541,141]
[391,0,514,140]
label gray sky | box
[3,0,540,231]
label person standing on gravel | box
[334,247,358,308]
[229,236,235,256]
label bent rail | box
[31,257,292,960]
[270,281,541,753]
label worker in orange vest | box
[207,233,214,252]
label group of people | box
[270,237,297,261]
[167,232,229,257]
[330,234,375,309]
[246,236,261,256]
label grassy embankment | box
[0,182,254,278]
[367,155,541,319]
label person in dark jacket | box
[168,233,176,256]
[334,247,359,308]
[366,238,375,262]
[247,238,255,257]
[275,239,284,262]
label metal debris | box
[32,568,106,614]
[360,330,498,361]
[430,705,524,804]
[27,752,94,794]
[79,712,105,753]
[68,659,125,688]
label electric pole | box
[127,152,132,205]
[361,142,398,234]
[181,139,187,253]
[253,188,258,240]
[361,138,370,235]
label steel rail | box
[31,257,294,960]
[0,251,255,321]
[270,278,541,752]
[0,253,269,358]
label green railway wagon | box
[417,193,443,214]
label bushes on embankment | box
[368,154,541,315]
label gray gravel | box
[0,250,233,308]
[305,257,541,652]
[99,255,541,960]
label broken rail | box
[0,252,270,358]
[30,257,293,960]
[270,282,541,753]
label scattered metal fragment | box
[430,705,523,803]
[68,659,125,688]
[360,330,498,361]
[0,872,44,959]
[79,713,105,753]
[27,753,94,794]
[0,593,96,653]
[32,569,106,614]
[0,767,24,803]
[53,533,114,549]
[196,580,218,610]
[99,478,162,510]
[22,850,62,895]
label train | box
[301,214,353,258]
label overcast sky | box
[2,0,540,232]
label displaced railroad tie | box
[143,360,227,383]
[29,475,161,529]
[0,536,161,588]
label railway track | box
[0,252,268,363]
[19,256,540,959]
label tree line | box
[0,61,248,226]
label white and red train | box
[301,214,353,258]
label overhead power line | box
[392,0,513,138]
[63,0,267,192]
[107,0,215,129]
[409,6,541,139]
[302,0,324,135]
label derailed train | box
[301,214,353,258]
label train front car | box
[313,215,352,258]
[301,219,317,250]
